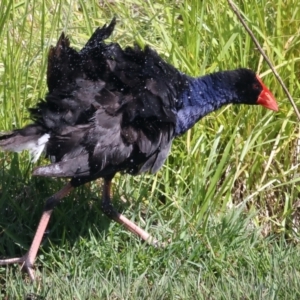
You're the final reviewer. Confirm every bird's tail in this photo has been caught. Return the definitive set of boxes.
[0,125,49,163]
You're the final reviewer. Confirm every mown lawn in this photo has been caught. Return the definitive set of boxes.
[1,0,300,298]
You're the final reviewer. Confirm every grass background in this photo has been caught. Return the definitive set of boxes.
[1,0,300,298]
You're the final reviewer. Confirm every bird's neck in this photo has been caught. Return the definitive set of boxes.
[175,74,239,136]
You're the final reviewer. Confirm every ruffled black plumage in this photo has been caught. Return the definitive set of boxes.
[2,18,189,185]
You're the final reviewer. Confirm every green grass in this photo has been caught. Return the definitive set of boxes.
[1,0,300,298]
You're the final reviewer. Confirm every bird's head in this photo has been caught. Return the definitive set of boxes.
[232,68,278,111]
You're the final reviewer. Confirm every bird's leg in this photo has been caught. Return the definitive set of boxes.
[100,179,158,246]
[0,182,74,281]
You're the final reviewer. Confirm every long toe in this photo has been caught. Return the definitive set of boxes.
[0,254,35,281]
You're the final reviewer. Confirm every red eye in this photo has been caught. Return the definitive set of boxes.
[253,83,260,90]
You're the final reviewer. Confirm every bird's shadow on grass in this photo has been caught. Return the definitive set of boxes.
[0,164,140,263]
[0,158,157,300]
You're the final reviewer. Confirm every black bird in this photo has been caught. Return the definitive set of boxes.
[0,18,278,280]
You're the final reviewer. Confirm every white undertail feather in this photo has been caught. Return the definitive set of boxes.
[29,134,50,163]
[0,133,50,163]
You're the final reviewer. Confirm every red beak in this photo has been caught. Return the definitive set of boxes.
[256,75,278,111]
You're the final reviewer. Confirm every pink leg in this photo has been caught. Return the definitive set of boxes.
[100,179,158,246]
[0,183,73,281]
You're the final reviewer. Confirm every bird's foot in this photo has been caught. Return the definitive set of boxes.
[0,254,35,280]
[100,200,160,246]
